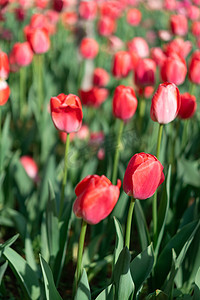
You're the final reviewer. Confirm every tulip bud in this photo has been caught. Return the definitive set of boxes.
[98,16,116,37]
[170,14,188,36]
[151,47,166,67]
[123,153,164,200]
[0,80,10,106]
[178,93,197,119]
[79,87,108,107]
[112,51,132,78]
[188,50,200,84]
[79,38,99,59]
[0,49,9,80]
[160,53,187,86]
[20,156,39,182]
[26,27,50,54]
[134,58,156,87]
[113,85,138,121]
[73,175,121,224]
[150,82,180,124]
[126,8,141,26]
[127,37,149,58]
[192,21,200,37]
[50,93,83,133]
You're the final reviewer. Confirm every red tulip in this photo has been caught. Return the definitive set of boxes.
[187,5,200,20]
[126,8,141,26]
[178,93,197,119]
[0,49,9,80]
[15,7,26,22]
[60,124,89,143]
[137,86,154,99]
[127,37,149,58]
[189,50,200,84]
[164,38,192,58]
[112,51,132,78]
[113,85,138,121]
[107,36,124,52]
[73,175,121,224]
[35,0,49,9]
[26,27,50,54]
[20,156,39,182]
[150,82,180,124]
[79,38,99,59]
[170,14,188,36]
[93,68,110,87]
[50,93,83,133]
[134,58,156,88]
[98,16,116,37]
[79,87,108,107]
[191,21,200,37]
[79,1,97,20]
[160,53,187,86]
[11,42,33,67]
[123,153,164,199]
[99,1,123,19]
[151,47,166,67]
[0,80,10,106]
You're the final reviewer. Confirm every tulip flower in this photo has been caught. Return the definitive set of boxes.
[11,42,33,67]
[20,156,39,182]
[112,51,132,78]
[79,1,97,20]
[93,68,110,87]
[170,14,188,36]
[98,16,116,37]
[189,50,200,85]
[26,27,50,54]
[0,49,9,80]
[191,21,200,37]
[150,82,180,125]
[164,38,192,58]
[178,93,197,119]
[50,93,83,219]
[151,47,166,67]
[127,37,149,58]
[73,175,121,225]
[79,87,108,108]
[0,80,10,106]
[123,152,164,249]
[126,8,142,26]
[123,153,164,200]
[160,53,187,86]
[134,58,156,88]
[79,38,99,59]
[112,85,138,121]
[50,93,83,133]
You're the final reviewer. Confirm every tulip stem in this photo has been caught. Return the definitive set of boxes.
[0,107,2,173]
[59,133,70,219]
[125,197,135,250]
[153,124,163,245]
[34,54,43,112]
[139,98,146,132]
[19,67,26,118]
[189,82,196,95]
[112,119,124,185]
[74,220,87,291]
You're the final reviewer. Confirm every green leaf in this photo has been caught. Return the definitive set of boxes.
[130,244,154,295]
[0,234,19,254]
[39,255,62,300]
[113,247,135,300]
[3,247,40,300]
[0,114,12,170]
[113,217,124,266]
[177,157,200,188]
[193,267,200,300]
[0,261,8,285]
[135,200,151,251]
[75,268,91,300]
[95,284,114,300]
[155,166,171,257]
[80,157,98,180]
[155,220,200,288]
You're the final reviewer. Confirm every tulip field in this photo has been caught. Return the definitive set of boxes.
[1,0,200,299]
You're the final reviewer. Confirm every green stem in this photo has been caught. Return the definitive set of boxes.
[0,107,2,173]
[74,220,87,290]
[112,119,124,185]
[153,124,163,245]
[139,97,146,132]
[181,119,189,151]
[59,133,70,219]
[125,197,135,250]
[19,67,26,118]
[34,54,43,112]
[189,82,196,95]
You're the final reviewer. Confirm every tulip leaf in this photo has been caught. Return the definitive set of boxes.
[146,290,168,300]
[113,217,124,266]
[155,166,171,257]
[155,220,200,288]
[177,157,200,188]
[0,261,8,285]
[95,284,114,300]
[135,200,151,251]
[113,247,135,300]
[39,254,63,300]
[75,268,91,300]
[0,234,19,254]
[80,157,98,180]
[3,246,40,300]
[0,114,11,170]
[192,267,200,300]
[130,243,154,295]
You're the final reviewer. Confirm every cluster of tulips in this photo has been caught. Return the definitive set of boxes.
[0,0,200,299]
